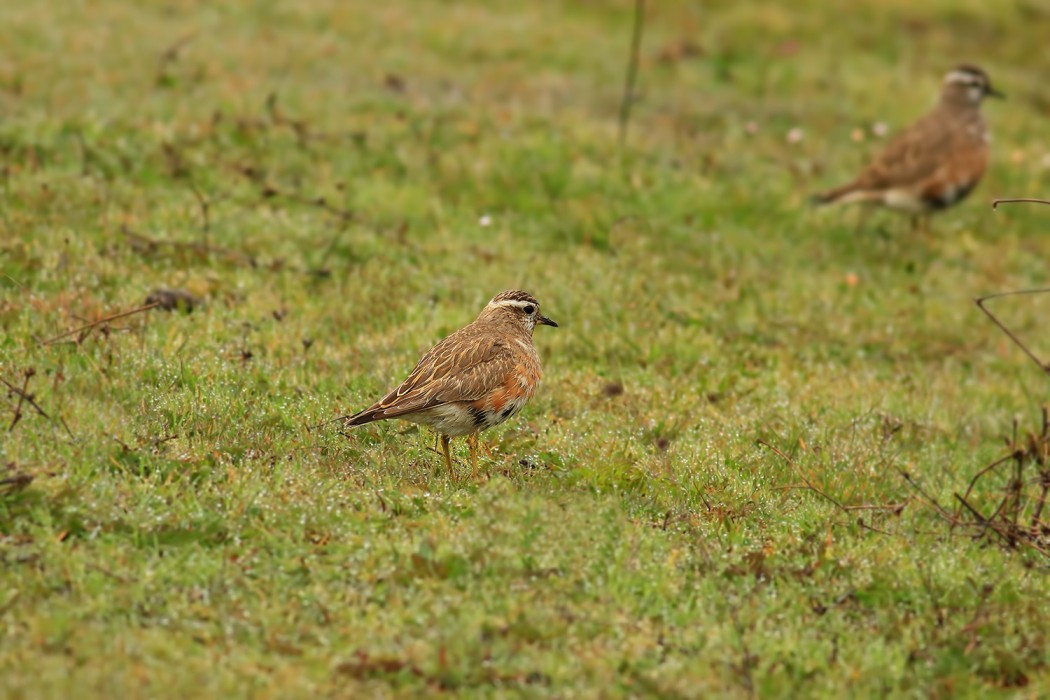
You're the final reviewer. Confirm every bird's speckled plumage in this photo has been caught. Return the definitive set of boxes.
[346,291,557,473]
[814,65,1001,215]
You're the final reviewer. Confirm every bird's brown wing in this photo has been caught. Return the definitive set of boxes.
[814,110,960,205]
[850,111,958,190]
[347,328,513,425]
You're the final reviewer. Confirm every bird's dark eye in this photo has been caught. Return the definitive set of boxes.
[523,305,535,314]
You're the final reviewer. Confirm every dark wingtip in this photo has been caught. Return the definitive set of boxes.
[345,410,378,427]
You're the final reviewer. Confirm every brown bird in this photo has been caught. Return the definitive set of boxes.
[346,290,558,476]
[813,65,1002,225]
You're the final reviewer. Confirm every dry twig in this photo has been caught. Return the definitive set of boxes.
[915,407,1050,558]
[992,198,1050,209]
[618,0,646,147]
[757,439,905,516]
[975,288,1050,372]
[38,303,159,346]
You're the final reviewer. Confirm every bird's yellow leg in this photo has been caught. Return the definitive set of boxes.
[910,214,931,234]
[854,206,873,235]
[440,434,454,477]
[468,433,479,478]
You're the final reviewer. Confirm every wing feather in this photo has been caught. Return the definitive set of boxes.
[347,326,514,425]
[854,110,975,190]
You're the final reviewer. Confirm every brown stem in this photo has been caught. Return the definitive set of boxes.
[992,198,1050,209]
[39,303,159,346]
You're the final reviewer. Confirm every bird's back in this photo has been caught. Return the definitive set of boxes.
[346,317,537,428]
[856,104,986,190]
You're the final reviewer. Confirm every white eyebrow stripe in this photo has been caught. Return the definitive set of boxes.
[496,300,535,309]
[945,70,981,85]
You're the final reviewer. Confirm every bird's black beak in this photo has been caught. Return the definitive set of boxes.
[987,86,1005,99]
[538,314,558,328]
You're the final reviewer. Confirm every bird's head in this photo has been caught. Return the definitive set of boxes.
[478,290,558,335]
[942,65,1003,105]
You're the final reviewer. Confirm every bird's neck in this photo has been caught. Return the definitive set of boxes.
[474,315,533,340]
[938,88,983,113]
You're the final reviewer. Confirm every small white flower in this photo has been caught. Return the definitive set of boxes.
[786,127,803,144]
[479,214,492,227]
[871,122,889,137]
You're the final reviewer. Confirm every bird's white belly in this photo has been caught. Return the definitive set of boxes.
[882,189,930,213]
[400,403,479,437]
[399,393,532,438]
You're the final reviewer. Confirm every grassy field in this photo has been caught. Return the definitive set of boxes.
[3,0,1050,696]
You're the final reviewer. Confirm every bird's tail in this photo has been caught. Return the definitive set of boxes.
[810,181,886,207]
[810,182,859,206]
[345,408,380,427]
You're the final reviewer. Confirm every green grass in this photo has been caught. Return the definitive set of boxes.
[3,0,1050,696]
